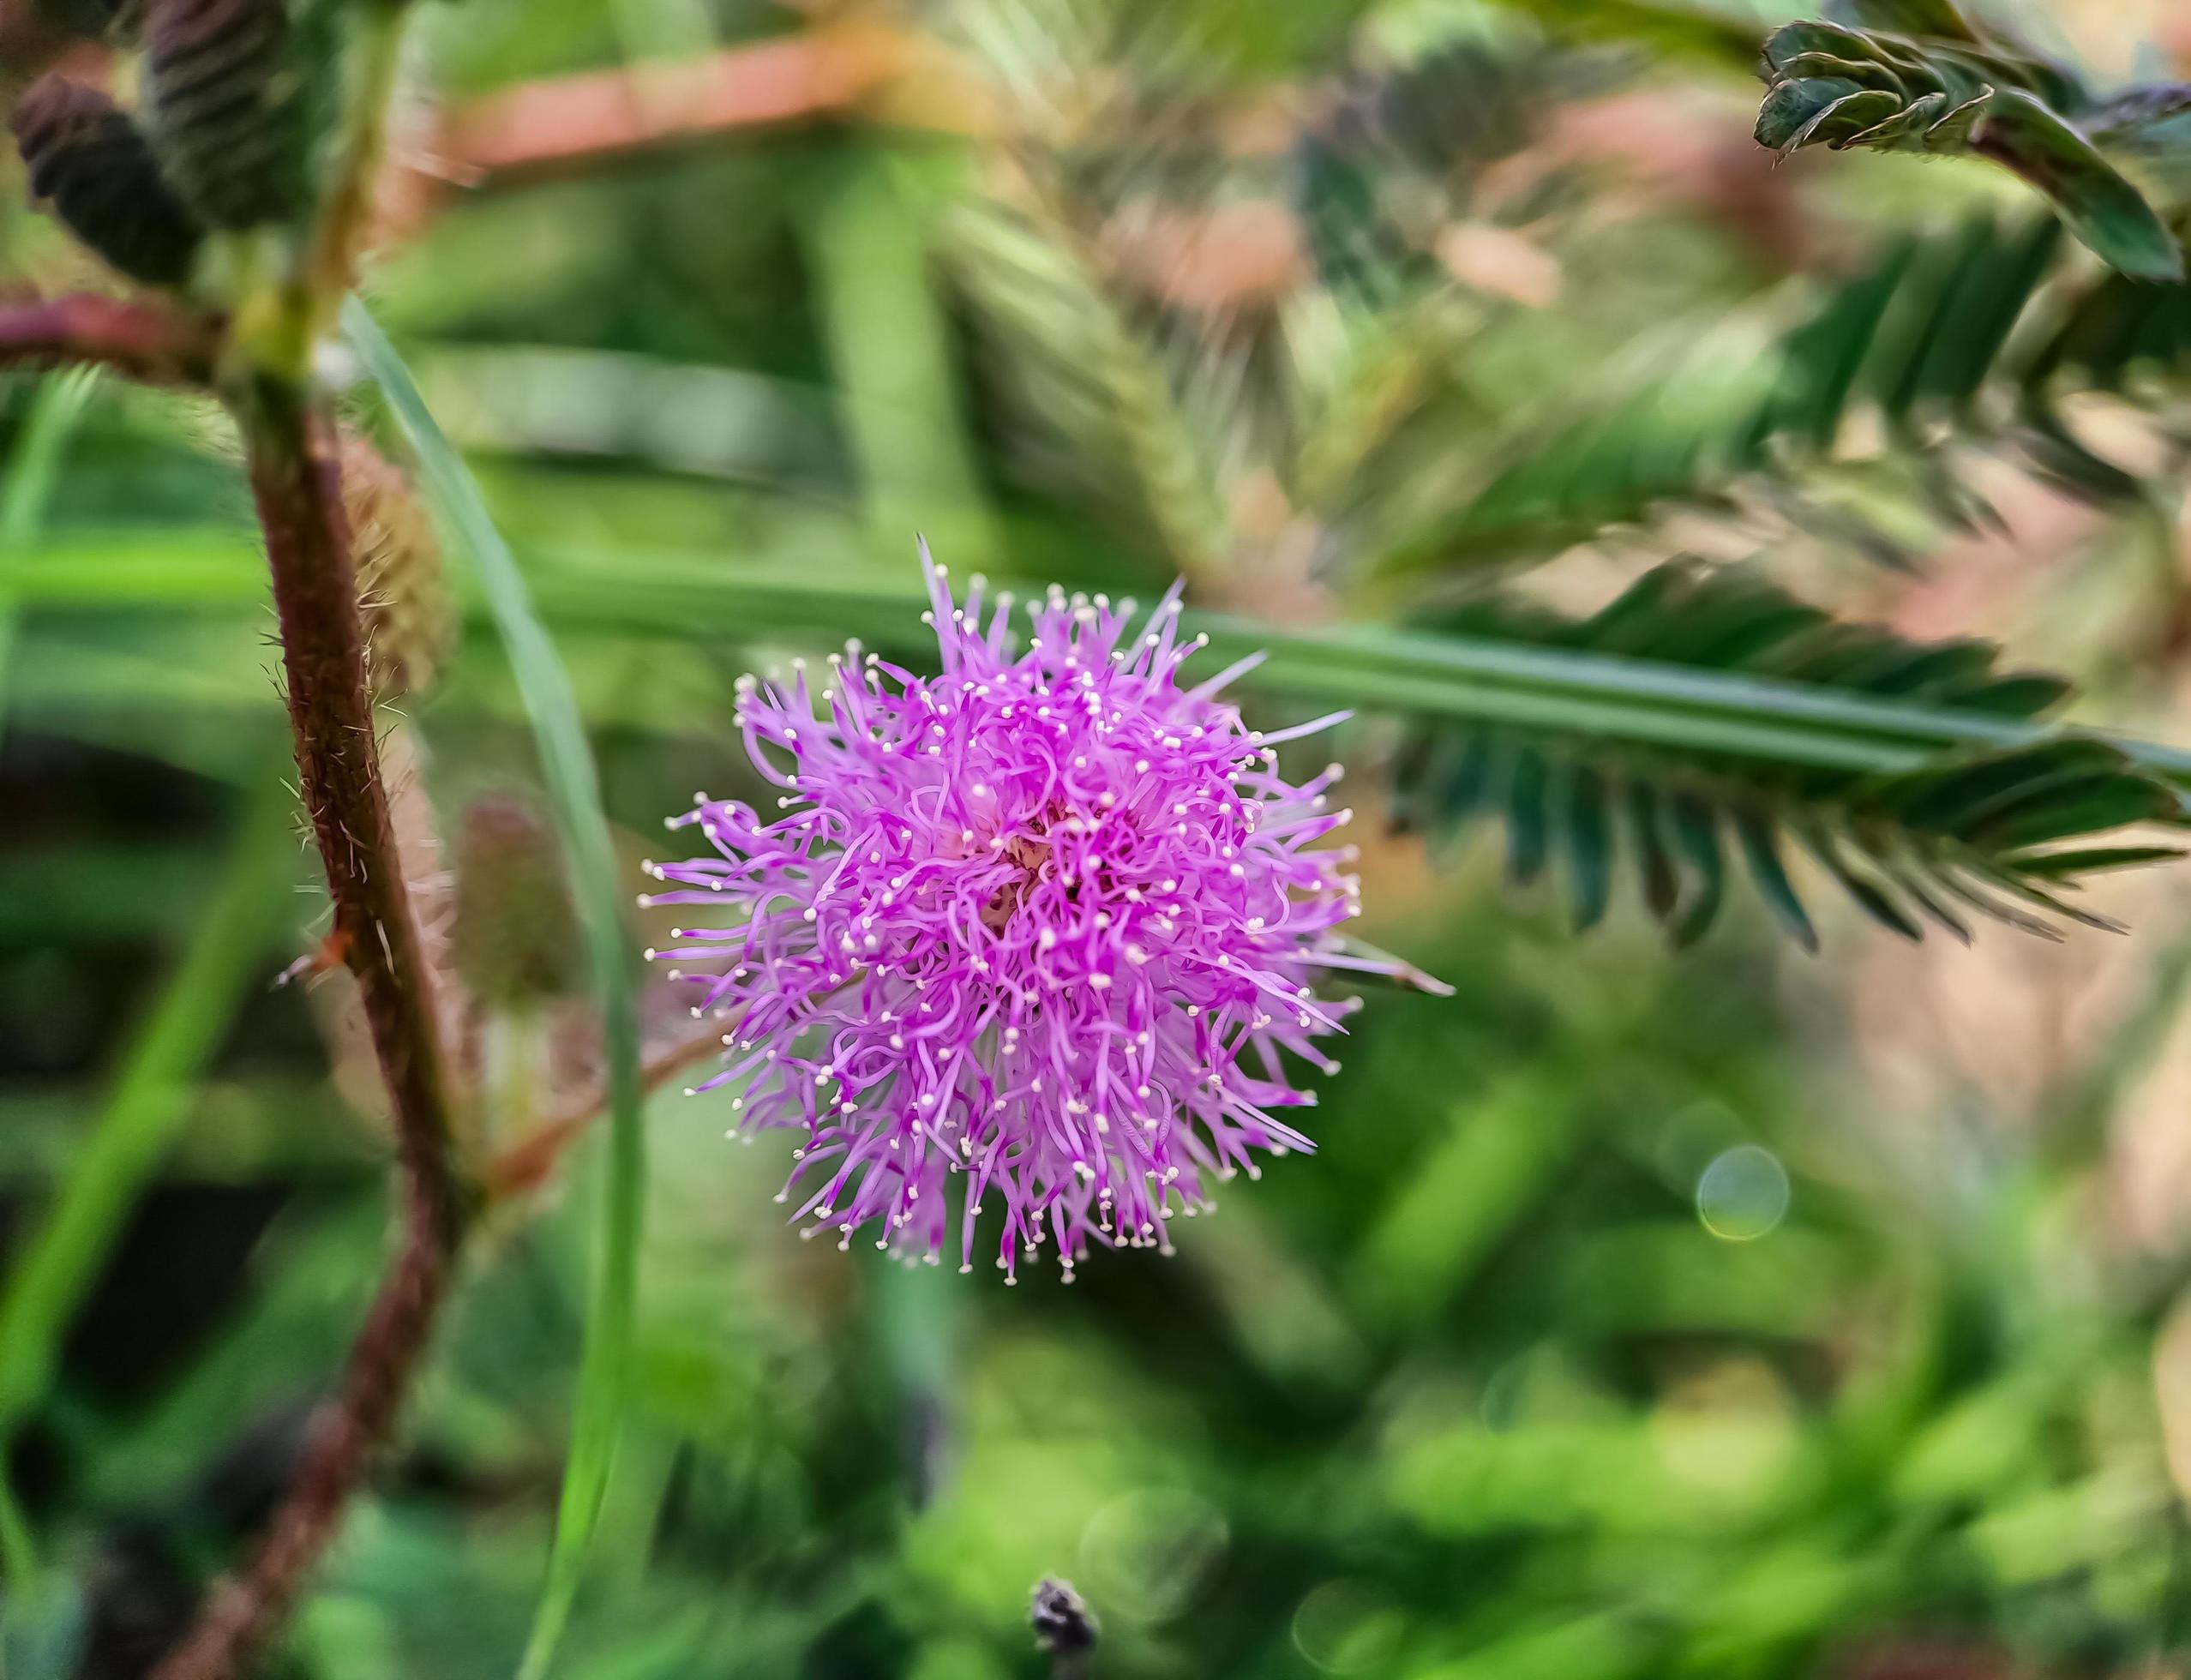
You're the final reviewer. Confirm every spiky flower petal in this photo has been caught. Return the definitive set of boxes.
[647,545,1389,1280]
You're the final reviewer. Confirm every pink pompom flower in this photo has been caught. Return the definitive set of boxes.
[643,543,1398,1281]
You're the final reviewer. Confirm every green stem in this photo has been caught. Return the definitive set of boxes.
[0,371,94,796]
[0,1461,35,1591]
[344,301,647,1680]
[306,3,410,316]
[14,531,2191,789]
[0,369,99,1587]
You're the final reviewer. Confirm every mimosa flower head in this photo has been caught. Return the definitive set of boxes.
[645,543,1391,1281]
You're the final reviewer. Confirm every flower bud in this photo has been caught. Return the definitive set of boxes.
[342,435,453,699]
[10,75,204,286]
[141,0,297,229]
[452,795,581,1012]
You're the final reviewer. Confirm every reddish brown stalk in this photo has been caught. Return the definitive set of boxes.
[378,28,1300,315]
[379,22,974,237]
[0,292,219,385]
[150,376,468,1680]
[444,24,932,174]
[483,1017,724,1201]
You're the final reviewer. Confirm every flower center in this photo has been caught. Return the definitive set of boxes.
[981,831,1050,933]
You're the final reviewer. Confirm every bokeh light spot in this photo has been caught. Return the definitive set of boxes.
[1696,1144,1789,1241]
[1077,1486,1228,1625]
[1292,1579,1405,1675]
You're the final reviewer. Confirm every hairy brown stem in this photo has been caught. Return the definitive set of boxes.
[150,376,468,1680]
[0,292,219,385]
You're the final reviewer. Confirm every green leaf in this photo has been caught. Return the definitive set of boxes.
[1973,89,2184,282]
[0,368,168,1594]
[2007,844,2183,878]
[2085,84,2191,144]
[1922,89,1990,148]
[1444,734,1498,825]
[1887,862,1973,942]
[1794,87,1905,149]
[945,198,1230,579]
[1756,17,2161,278]
[1979,773,2180,850]
[1507,749,1551,886]
[1627,783,1681,921]
[1667,794,1726,947]
[1799,829,1924,940]
[1878,738,2124,831]
[1733,811,1818,951]
[1756,76,1864,147]
[1565,767,1615,932]
[344,301,647,1680]
[1761,21,1891,75]
[1384,560,2187,945]
[1780,51,1910,97]
[1845,90,1948,149]
[1376,189,2182,575]
[1824,0,1975,41]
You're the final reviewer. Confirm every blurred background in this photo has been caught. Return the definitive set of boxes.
[8,0,2191,1674]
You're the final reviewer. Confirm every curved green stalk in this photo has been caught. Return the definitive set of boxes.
[0,372,96,759]
[343,300,645,1680]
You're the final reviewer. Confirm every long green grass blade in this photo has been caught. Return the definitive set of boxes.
[0,371,97,755]
[18,521,2191,791]
[0,758,291,1586]
[0,1466,34,1597]
[0,374,92,1584]
[343,298,645,1680]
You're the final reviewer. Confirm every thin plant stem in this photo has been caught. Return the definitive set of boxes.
[306,1,411,318]
[149,369,466,1680]
[0,1470,34,1593]
[129,0,487,1667]
[0,370,97,1587]
[483,1017,723,1201]
[348,300,650,1680]
[0,294,218,386]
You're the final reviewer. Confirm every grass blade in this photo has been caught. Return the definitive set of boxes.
[16,522,2191,793]
[0,371,97,755]
[342,299,645,1680]
[0,371,97,1583]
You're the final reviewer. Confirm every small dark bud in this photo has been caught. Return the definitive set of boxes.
[451,795,582,1012]
[1030,1577,1098,1657]
[10,75,205,287]
[141,0,297,229]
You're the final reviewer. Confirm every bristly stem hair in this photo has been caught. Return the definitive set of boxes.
[147,1,468,1672]
[148,363,467,1680]
[0,2,478,1667]
[0,0,474,1673]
